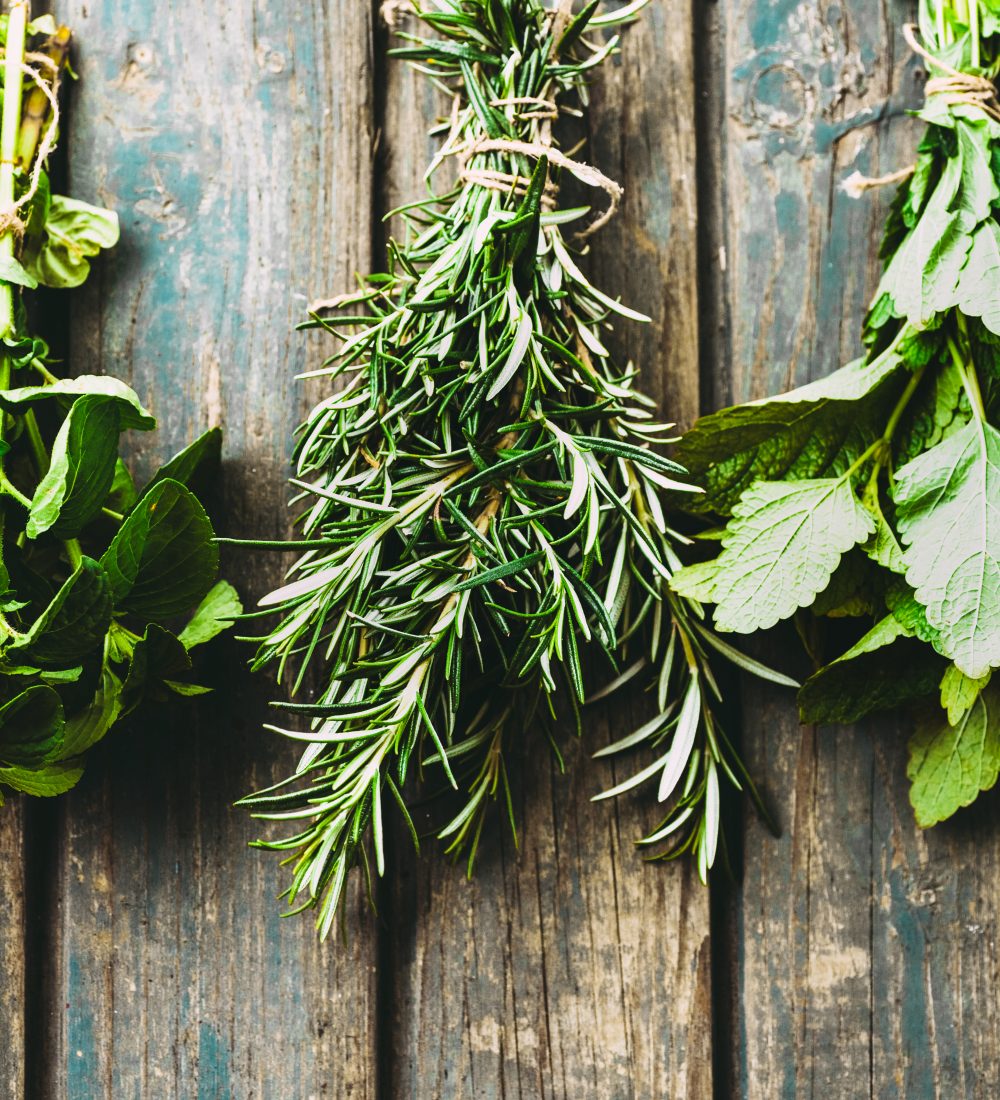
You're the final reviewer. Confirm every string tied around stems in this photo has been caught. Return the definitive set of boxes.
[842,22,1000,198]
[0,49,61,240]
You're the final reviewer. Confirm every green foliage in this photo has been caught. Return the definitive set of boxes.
[237,0,779,936]
[674,0,1000,827]
[0,14,239,806]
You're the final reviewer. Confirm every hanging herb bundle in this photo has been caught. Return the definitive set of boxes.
[0,3,239,807]
[236,0,789,936]
[674,0,1000,829]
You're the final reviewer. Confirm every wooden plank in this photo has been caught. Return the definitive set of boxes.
[383,7,713,1097]
[0,800,25,1099]
[719,0,908,1090]
[718,1,1000,1094]
[38,4,380,1097]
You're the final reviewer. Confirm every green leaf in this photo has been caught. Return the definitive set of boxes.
[0,758,83,797]
[885,578,943,648]
[6,557,113,668]
[940,663,991,726]
[954,219,1000,335]
[100,479,219,620]
[0,255,38,289]
[120,623,192,716]
[107,458,138,513]
[894,420,1000,678]
[712,478,875,633]
[798,616,944,724]
[907,684,1000,827]
[59,666,123,759]
[861,489,907,575]
[0,685,65,767]
[669,558,720,603]
[143,427,222,500]
[0,375,155,431]
[677,345,904,514]
[164,680,212,697]
[875,156,973,325]
[27,396,121,539]
[178,580,242,649]
[25,194,120,289]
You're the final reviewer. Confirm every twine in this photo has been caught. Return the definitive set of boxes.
[457,135,623,237]
[0,50,62,239]
[844,23,1000,197]
[902,22,1000,122]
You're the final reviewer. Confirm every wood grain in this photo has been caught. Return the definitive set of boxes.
[381,6,713,1098]
[718,1,1000,1095]
[38,3,379,1096]
[0,800,25,1099]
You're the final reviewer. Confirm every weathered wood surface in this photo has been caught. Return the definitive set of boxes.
[37,2,380,1097]
[381,6,712,1098]
[0,802,25,1099]
[721,1,1000,1096]
[1,1,997,1097]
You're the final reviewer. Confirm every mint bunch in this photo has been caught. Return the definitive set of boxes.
[0,8,239,806]
[674,0,1000,827]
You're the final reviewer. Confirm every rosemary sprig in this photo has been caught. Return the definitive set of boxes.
[237,0,788,936]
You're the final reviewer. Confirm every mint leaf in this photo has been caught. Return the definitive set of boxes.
[712,478,875,633]
[798,615,944,724]
[25,195,120,289]
[0,685,65,767]
[120,623,191,716]
[178,580,242,649]
[954,219,1000,335]
[6,557,112,668]
[907,684,1000,826]
[143,427,222,501]
[60,667,123,759]
[27,396,121,538]
[940,663,991,726]
[0,375,155,431]
[894,420,1000,677]
[100,479,219,620]
[678,346,903,514]
[0,758,83,797]
[668,559,719,603]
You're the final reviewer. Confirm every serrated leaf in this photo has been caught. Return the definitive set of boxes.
[940,663,991,726]
[0,685,65,767]
[954,219,1000,335]
[861,489,907,575]
[712,478,875,633]
[106,458,138,514]
[142,427,222,502]
[25,195,120,289]
[178,580,242,649]
[0,758,83,797]
[677,344,904,514]
[669,558,719,603]
[59,666,123,759]
[885,577,943,648]
[907,684,1000,826]
[875,157,973,325]
[120,623,192,716]
[27,396,121,539]
[0,254,38,289]
[894,420,1000,677]
[6,556,112,668]
[100,479,219,620]
[798,615,943,724]
[0,375,155,431]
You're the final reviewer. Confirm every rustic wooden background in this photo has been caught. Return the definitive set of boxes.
[1,0,998,1096]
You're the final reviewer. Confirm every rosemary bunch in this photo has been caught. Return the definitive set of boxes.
[238,0,786,935]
